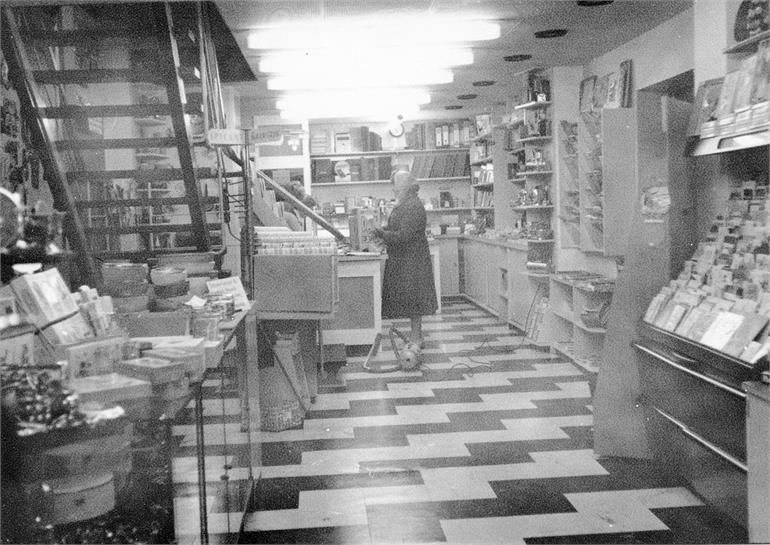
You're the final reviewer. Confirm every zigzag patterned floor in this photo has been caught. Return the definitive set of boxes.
[171,301,747,544]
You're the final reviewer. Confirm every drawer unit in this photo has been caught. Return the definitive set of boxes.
[633,323,763,528]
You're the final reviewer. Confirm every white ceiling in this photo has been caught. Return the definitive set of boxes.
[215,0,692,120]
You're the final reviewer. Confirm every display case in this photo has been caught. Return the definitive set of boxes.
[633,322,764,528]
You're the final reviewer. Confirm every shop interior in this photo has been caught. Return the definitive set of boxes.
[2,1,770,543]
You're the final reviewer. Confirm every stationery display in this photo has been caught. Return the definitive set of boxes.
[643,191,770,363]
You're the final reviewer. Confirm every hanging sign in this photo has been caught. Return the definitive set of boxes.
[206,129,244,147]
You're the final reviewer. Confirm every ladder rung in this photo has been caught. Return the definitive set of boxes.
[25,29,157,47]
[56,137,178,151]
[41,104,170,119]
[76,196,219,208]
[84,223,221,235]
[33,68,162,85]
[67,168,216,183]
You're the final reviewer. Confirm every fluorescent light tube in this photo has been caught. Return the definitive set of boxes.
[268,69,452,90]
[258,47,473,74]
[247,18,500,50]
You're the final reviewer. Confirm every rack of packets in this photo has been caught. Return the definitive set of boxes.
[643,195,770,365]
[252,226,337,255]
[250,227,338,315]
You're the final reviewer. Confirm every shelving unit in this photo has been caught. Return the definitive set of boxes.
[310,137,475,234]
[506,75,555,272]
[545,271,614,373]
[577,108,637,255]
[559,120,580,248]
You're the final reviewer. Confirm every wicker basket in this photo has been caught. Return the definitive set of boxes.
[261,400,305,432]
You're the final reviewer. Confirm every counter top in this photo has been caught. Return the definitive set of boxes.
[743,380,770,402]
[338,253,388,261]
[457,235,529,251]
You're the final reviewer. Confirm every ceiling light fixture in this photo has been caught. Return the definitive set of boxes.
[576,1,614,6]
[258,47,474,74]
[504,54,532,62]
[247,17,500,50]
[267,69,453,90]
[457,94,477,100]
[472,80,495,87]
[534,29,568,38]
[445,105,463,110]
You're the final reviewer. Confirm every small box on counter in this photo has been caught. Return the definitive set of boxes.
[40,334,127,379]
[116,357,186,384]
[69,373,151,407]
[144,347,206,382]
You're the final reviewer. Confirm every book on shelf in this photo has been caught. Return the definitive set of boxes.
[732,54,759,113]
[349,126,370,152]
[716,70,741,119]
[751,39,770,104]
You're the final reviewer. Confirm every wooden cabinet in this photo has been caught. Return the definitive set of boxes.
[437,236,460,296]
[634,323,761,529]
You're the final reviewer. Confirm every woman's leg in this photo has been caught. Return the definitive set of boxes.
[410,315,424,348]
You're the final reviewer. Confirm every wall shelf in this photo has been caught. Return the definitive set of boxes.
[310,147,470,159]
[312,179,391,187]
[512,205,554,211]
[724,30,770,54]
[520,170,553,176]
[470,156,493,166]
[514,100,552,110]
[519,136,552,144]
[416,176,470,183]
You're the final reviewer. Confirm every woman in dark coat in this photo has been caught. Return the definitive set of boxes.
[373,168,437,347]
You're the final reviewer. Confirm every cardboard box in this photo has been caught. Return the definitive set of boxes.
[144,347,206,382]
[115,309,189,337]
[116,357,186,384]
[251,255,337,315]
[69,373,151,407]
[48,335,127,380]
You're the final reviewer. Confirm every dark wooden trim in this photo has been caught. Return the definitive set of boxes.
[67,167,215,183]
[41,104,170,118]
[83,223,220,235]
[76,196,219,208]
[55,137,178,150]
[33,68,162,84]
[154,3,210,252]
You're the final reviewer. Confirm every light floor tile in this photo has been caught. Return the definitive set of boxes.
[363,449,607,505]
[439,488,702,545]
[311,379,586,412]
[259,415,593,478]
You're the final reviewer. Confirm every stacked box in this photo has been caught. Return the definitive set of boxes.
[144,347,206,382]
[116,356,189,401]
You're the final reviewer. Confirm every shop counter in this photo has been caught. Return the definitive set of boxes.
[321,254,387,346]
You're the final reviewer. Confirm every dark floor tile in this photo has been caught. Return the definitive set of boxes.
[651,505,748,544]
[240,525,372,544]
[254,471,423,511]
[525,530,675,544]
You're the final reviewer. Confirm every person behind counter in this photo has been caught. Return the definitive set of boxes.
[372,167,437,347]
